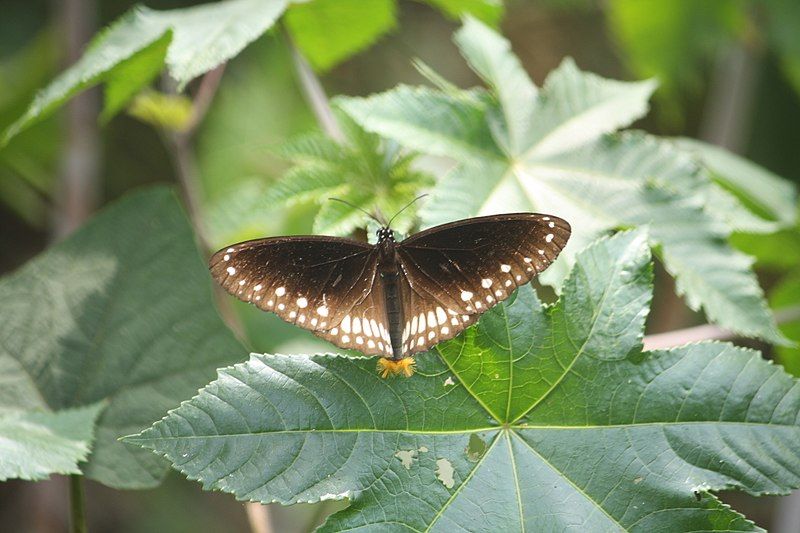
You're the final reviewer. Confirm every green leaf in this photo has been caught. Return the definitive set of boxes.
[764,0,800,98]
[675,137,798,229]
[285,0,396,72]
[342,18,788,344]
[341,85,504,163]
[127,230,800,530]
[2,0,288,144]
[0,403,104,482]
[771,273,800,376]
[269,110,434,236]
[0,187,246,489]
[606,0,743,111]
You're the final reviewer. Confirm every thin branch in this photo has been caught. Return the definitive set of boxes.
[186,63,227,135]
[163,64,227,251]
[53,0,100,241]
[69,475,87,533]
[284,29,345,142]
[643,305,800,351]
[245,502,274,533]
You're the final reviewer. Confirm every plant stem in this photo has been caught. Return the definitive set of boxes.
[284,29,345,142]
[643,305,800,350]
[69,475,87,533]
[245,503,274,533]
[53,0,100,242]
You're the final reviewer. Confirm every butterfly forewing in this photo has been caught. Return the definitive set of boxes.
[209,236,389,347]
[395,213,570,355]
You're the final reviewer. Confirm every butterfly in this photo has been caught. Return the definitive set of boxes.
[210,212,570,377]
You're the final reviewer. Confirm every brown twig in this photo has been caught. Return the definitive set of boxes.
[284,29,345,142]
[643,305,800,351]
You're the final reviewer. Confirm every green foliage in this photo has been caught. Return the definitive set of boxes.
[607,0,800,113]
[127,230,800,530]
[266,110,433,235]
[340,16,792,345]
[0,187,246,489]
[2,0,288,144]
[2,0,505,147]
[284,0,503,72]
[285,0,397,72]
[0,403,103,481]
[0,30,60,227]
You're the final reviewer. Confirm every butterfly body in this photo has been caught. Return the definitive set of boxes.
[210,213,570,374]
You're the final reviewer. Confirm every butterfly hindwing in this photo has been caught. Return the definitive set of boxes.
[209,236,388,350]
[395,213,570,355]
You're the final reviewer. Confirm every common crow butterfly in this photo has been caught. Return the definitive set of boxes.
[210,208,570,377]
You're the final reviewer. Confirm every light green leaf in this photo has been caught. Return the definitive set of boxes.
[285,0,396,72]
[269,111,433,236]
[454,15,537,155]
[127,230,800,530]
[3,0,288,144]
[675,137,798,228]
[340,85,503,163]
[522,57,656,160]
[344,18,787,344]
[0,187,246,489]
[0,403,104,482]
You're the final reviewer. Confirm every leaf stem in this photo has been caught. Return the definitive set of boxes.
[245,502,274,533]
[69,475,87,533]
[284,28,345,142]
[643,305,800,350]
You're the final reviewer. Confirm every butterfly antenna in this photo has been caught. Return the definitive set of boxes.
[327,198,387,226]
[387,194,428,228]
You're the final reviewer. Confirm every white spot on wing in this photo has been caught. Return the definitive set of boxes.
[546,233,554,242]
[341,315,352,334]
[254,284,262,291]
[436,307,446,325]
[223,254,230,261]
[275,286,286,296]
[460,290,473,301]
[226,266,236,275]
[500,264,511,273]
[352,317,362,335]
[317,305,329,317]
[441,326,450,335]
[481,278,492,288]
[297,297,308,308]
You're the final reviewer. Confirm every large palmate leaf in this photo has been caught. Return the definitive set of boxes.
[2,0,288,144]
[0,187,246,489]
[340,16,789,344]
[127,230,800,531]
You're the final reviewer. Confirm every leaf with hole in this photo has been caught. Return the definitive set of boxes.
[126,230,800,531]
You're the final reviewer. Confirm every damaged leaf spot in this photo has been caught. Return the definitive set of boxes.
[444,376,455,387]
[633,476,643,484]
[436,458,455,489]
[418,446,428,453]
[394,450,417,470]
[466,433,487,462]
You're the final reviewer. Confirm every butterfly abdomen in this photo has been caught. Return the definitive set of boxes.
[380,271,405,360]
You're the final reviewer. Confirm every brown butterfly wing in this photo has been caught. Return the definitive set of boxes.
[210,236,390,355]
[395,213,570,355]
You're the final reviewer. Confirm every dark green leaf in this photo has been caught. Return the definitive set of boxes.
[128,230,800,530]
[0,187,246,488]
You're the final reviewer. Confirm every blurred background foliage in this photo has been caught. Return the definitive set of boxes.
[1,0,799,531]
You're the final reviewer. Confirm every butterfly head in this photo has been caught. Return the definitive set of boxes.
[376,227,396,244]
